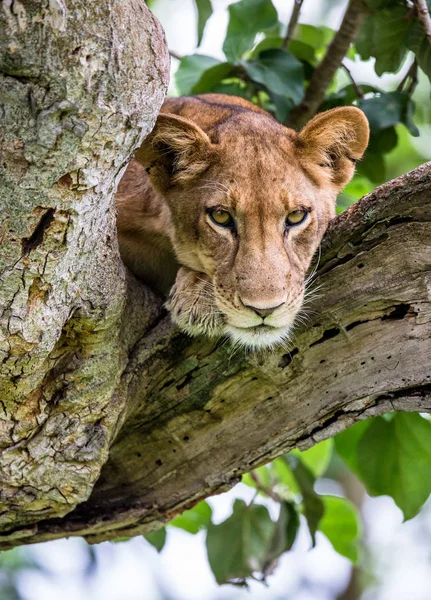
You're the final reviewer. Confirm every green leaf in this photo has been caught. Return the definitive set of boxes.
[291,439,334,478]
[272,455,300,494]
[195,0,213,46]
[356,151,386,183]
[358,91,405,133]
[211,80,250,98]
[268,92,294,123]
[285,455,324,545]
[335,420,372,475]
[264,501,300,571]
[358,91,419,139]
[170,501,212,534]
[356,16,374,61]
[356,413,431,520]
[367,126,398,154]
[356,9,410,75]
[206,499,275,584]
[403,98,419,137]
[322,84,380,111]
[191,62,237,93]
[243,49,305,104]
[406,20,431,79]
[223,0,278,62]
[144,527,166,552]
[294,24,334,51]
[287,40,317,64]
[175,54,220,95]
[319,496,361,563]
[251,36,284,57]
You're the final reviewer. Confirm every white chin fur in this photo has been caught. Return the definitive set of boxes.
[225,324,292,350]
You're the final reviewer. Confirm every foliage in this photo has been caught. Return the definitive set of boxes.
[175,0,430,185]
[145,413,431,585]
[140,0,431,588]
[336,413,431,520]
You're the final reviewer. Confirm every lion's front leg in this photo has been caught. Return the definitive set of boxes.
[166,267,225,338]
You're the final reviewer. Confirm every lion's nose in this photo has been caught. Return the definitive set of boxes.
[244,303,284,319]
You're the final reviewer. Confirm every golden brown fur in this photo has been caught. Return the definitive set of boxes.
[115,94,369,348]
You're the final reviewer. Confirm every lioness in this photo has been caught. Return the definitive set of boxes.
[116,94,369,349]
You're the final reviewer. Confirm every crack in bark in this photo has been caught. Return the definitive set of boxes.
[21,209,55,254]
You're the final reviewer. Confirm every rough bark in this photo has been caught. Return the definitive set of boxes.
[0,0,169,536]
[1,156,430,547]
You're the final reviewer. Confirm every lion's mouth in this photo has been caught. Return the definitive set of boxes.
[225,323,292,349]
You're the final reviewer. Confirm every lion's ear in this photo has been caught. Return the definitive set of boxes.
[135,113,214,191]
[296,107,369,189]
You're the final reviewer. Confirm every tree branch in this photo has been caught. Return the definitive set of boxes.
[341,62,364,97]
[397,59,418,92]
[287,0,367,129]
[413,0,431,44]
[282,0,305,49]
[1,161,430,549]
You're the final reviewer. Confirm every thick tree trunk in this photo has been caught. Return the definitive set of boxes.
[0,0,169,539]
[1,144,430,546]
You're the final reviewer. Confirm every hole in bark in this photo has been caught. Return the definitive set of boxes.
[136,453,141,458]
[72,46,81,55]
[176,373,193,391]
[155,459,162,466]
[310,327,340,347]
[389,215,414,226]
[346,320,365,331]
[161,378,175,391]
[357,263,364,269]
[278,347,298,369]
[22,208,55,254]
[382,304,413,320]
[320,359,326,364]
[183,436,189,442]
[57,173,73,188]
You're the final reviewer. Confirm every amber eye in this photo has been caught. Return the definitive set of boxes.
[209,208,233,227]
[286,209,308,227]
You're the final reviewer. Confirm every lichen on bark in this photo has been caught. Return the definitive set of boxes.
[0,0,169,530]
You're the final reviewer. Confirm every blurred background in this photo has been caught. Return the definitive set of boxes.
[2,0,431,598]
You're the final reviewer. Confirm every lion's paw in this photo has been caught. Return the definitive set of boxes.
[166,267,225,337]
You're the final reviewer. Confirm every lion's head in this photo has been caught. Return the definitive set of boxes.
[135,95,369,349]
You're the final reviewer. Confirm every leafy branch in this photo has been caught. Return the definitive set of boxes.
[287,0,367,128]
[281,0,305,49]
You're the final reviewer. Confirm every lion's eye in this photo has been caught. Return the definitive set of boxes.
[209,208,233,227]
[286,209,308,227]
